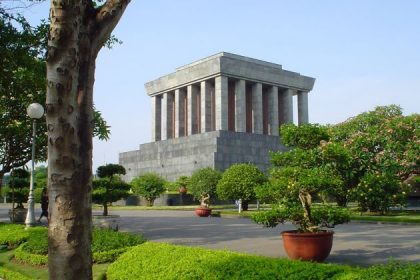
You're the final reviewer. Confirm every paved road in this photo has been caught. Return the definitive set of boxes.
[1,205,419,266]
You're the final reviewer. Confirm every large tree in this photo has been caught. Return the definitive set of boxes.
[0,11,110,192]
[46,1,129,279]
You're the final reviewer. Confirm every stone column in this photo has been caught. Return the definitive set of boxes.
[252,83,263,134]
[235,79,246,132]
[267,86,279,136]
[215,76,228,130]
[279,88,293,125]
[161,91,174,140]
[187,85,199,135]
[298,91,309,125]
[174,88,187,137]
[151,95,161,141]
[200,80,212,133]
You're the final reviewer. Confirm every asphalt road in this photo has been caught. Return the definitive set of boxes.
[1,205,419,266]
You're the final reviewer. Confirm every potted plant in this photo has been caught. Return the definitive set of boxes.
[7,169,30,223]
[252,124,350,262]
[175,176,189,194]
[253,166,350,261]
[189,168,221,217]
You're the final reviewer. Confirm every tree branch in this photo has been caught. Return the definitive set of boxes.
[91,0,130,55]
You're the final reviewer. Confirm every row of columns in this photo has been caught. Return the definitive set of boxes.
[152,76,309,141]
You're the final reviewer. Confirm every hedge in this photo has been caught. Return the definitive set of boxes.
[107,242,356,280]
[0,266,33,280]
[0,224,28,248]
[12,227,144,265]
[356,261,420,280]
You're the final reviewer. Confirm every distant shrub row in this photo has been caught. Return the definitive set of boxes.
[107,242,420,280]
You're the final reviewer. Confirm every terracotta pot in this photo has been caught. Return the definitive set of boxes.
[281,230,334,262]
[179,186,187,194]
[195,207,212,217]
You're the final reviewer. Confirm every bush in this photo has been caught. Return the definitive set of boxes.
[107,242,354,280]
[0,223,28,248]
[188,168,221,208]
[351,172,409,214]
[13,227,144,265]
[131,173,166,206]
[216,163,267,209]
[354,261,420,280]
[0,267,32,280]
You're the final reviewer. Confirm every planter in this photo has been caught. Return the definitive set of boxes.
[281,230,334,262]
[92,215,120,231]
[195,207,212,217]
[8,208,28,223]
[178,186,187,194]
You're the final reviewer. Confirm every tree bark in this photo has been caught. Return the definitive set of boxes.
[103,202,108,216]
[46,1,129,279]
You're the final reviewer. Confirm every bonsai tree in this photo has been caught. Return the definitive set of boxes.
[216,163,267,211]
[131,173,166,206]
[189,168,221,208]
[253,166,350,232]
[8,168,30,209]
[252,123,350,232]
[175,175,190,194]
[92,164,131,216]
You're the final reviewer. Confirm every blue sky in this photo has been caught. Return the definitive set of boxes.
[23,1,420,171]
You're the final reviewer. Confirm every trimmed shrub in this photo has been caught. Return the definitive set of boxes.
[355,261,420,280]
[107,242,354,280]
[14,227,144,265]
[131,173,166,206]
[189,168,221,207]
[0,223,28,248]
[14,243,48,266]
[0,266,33,280]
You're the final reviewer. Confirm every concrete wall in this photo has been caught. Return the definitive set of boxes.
[119,130,286,182]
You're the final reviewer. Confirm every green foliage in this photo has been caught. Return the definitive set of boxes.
[175,175,190,191]
[329,105,418,211]
[354,261,420,280]
[280,123,329,149]
[131,173,166,206]
[7,168,30,208]
[13,227,144,265]
[351,172,409,214]
[0,266,33,280]
[15,243,48,266]
[93,164,131,215]
[96,164,126,178]
[0,223,28,248]
[0,15,110,180]
[217,163,267,203]
[188,168,222,207]
[91,229,144,253]
[107,242,354,280]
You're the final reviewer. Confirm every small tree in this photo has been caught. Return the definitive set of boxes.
[189,168,221,208]
[216,163,267,210]
[175,175,190,194]
[8,168,30,209]
[92,164,130,216]
[131,173,166,206]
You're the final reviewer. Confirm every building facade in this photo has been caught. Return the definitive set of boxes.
[119,52,315,181]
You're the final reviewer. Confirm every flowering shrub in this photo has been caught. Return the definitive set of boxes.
[351,173,410,213]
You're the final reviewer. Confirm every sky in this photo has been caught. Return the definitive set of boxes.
[21,0,420,171]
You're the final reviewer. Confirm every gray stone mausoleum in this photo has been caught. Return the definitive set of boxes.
[119,52,315,182]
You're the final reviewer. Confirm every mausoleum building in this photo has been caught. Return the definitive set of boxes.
[119,52,315,181]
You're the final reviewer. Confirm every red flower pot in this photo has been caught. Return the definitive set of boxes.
[195,207,212,217]
[281,230,334,262]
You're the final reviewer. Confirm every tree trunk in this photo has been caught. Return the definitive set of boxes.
[0,172,4,195]
[46,1,129,279]
[103,202,108,216]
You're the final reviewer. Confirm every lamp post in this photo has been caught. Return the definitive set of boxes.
[25,103,44,228]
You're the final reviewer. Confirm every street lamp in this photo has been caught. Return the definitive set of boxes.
[25,103,44,228]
